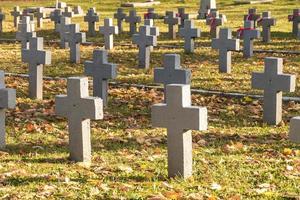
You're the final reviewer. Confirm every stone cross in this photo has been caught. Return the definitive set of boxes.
[0,9,5,33]
[179,20,201,53]
[57,1,67,9]
[21,9,34,21]
[50,9,63,28]
[290,117,300,143]
[0,71,16,149]
[65,24,86,63]
[238,21,260,58]
[133,25,157,69]
[144,8,159,21]
[34,7,46,28]
[154,54,191,101]
[198,0,216,19]
[84,8,99,36]
[114,8,126,33]
[288,9,300,36]
[11,6,21,28]
[73,6,84,16]
[62,6,74,18]
[16,16,36,49]
[55,77,103,162]
[21,37,51,99]
[177,7,190,29]
[252,57,296,125]
[56,16,71,48]
[257,11,276,43]
[125,10,141,35]
[151,84,207,178]
[84,49,117,107]
[144,19,159,51]
[99,18,118,50]
[206,10,224,38]
[164,11,181,39]
[244,8,261,28]
[212,28,240,73]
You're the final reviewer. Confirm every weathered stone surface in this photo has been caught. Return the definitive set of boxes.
[84,8,99,36]
[125,10,141,35]
[114,8,126,33]
[99,18,118,50]
[290,117,300,143]
[257,11,276,43]
[164,11,180,39]
[65,24,86,63]
[179,19,201,53]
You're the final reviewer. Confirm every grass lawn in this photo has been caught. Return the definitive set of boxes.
[0,0,299,199]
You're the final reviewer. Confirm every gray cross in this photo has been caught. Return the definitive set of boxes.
[125,10,141,35]
[73,6,84,16]
[257,11,276,43]
[62,6,74,18]
[288,9,300,36]
[290,117,300,143]
[206,10,224,38]
[152,84,207,178]
[0,71,16,149]
[212,28,239,73]
[99,18,118,50]
[55,77,103,162]
[56,16,71,49]
[0,9,5,33]
[11,6,21,28]
[252,57,296,125]
[16,16,36,49]
[84,49,117,107]
[50,9,63,29]
[239,21,260,58]
[144,19,159,52]
[178,7,190,29]
[34,7,46,28]
[84,8,99,36]
[154,54,191,101]
[144,8,160,21]
[179,19,201,53]
[164,11,180,39]
[21,9,34,21]
[114,8,126,33]
[244,8,261,28]
[133,25,157,69]
[65,24,86,63]
[21,37,51,99]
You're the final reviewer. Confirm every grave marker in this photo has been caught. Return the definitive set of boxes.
[144,8,159,21]
[0,71,16,149]
[177,7,190,29]
[114,8,127,33]
[56,16,71,48]
[55,77,103,162]
[144,19,159,51]
[21,37,51,99]
[198,0,216,19]
[73,6,84,16]
[257,11,276,43]
[290,117,300,143]
[65,24,86,63]
[212,28,240,73]
[252,57,296,125]
[152,84,207,178]
[164,11,181,39]
[50,9,63,28]
[62,6,74,18]
[84,49,117,107]
[244,8,260,28]
[11,6,21,28]
[0,9,5,33]
[16,16,36,49]
[34,7,46,28]
[206,10,224,38]
[99,18,118,50]
[179,19,201,53]
[125,9,141,35]
[133,25,157,69]
[84,8,99,36]
[288,9,300,36]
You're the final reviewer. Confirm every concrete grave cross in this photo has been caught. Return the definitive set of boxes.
[99,18,118,50]
[56,16,71,48]
[57,1,67,9]
[0,71,16,149]
[144,19,159,51]
[164,11,181,39]
[288,9,300,36]
[21,9,34,21]
[84,49,117,107]
[177,7,190,29]
[244,8,261,28]
[198,0,216,19]
[257,11,276,43]
[34,7,46,28]
[65,24,86,63]
[154,54,191,101]
[16,16,36,49]
[55,77,103,162]
[125,10,141,35]
[62,6,74,18]
[206,10,224,38]
[290,117,300,143]
[0,9,5,32]
[252,57,296,125]
[21,37,51,99]
[133,25,157,69]
[73,6,84,16]
[50,9,63,28]
[238,21,260,58]
[144,8,159,21]
[84,8,99,36]
[151,84,207,178]
[11,6,21,28]
[179,19,201,53]
[212,28,240,73]
[114,8,126,33]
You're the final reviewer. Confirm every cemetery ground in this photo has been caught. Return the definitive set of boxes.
[0,0,299,199]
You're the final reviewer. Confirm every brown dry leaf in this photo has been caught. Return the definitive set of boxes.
[26,122,36,132]
[163,191,183,199]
